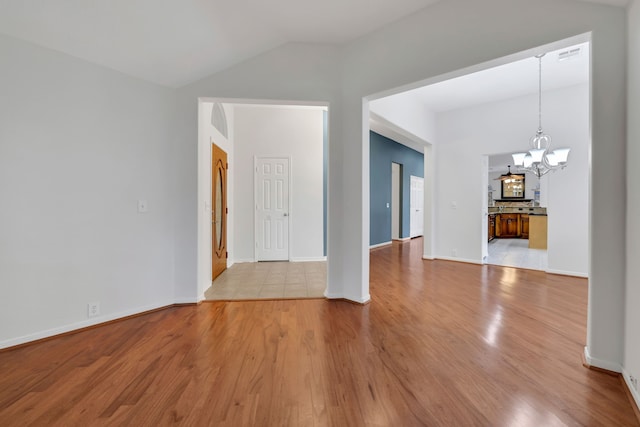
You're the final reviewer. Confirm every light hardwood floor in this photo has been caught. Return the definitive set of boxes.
[0,238,637,426]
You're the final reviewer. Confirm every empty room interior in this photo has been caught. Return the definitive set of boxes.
[1,0,640,425]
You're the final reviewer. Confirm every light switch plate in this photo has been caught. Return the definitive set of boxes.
[138,200,148,213]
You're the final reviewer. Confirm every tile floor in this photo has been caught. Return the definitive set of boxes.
[486,238,548,271]
[204,261,327,300]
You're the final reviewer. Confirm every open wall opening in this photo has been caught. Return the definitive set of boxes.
[368,130,424,248]
[197,99,328,301]
[367,37,589,278]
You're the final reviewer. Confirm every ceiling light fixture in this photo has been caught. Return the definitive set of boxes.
[494,165,521,182]
[511,53,570,178]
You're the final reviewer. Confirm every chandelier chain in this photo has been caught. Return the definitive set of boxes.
[538,54,542,131]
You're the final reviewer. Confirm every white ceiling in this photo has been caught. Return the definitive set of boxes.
[0,0,626,88]
[369,40,589,171]
[407,41,590,113]
[0,0,440,87]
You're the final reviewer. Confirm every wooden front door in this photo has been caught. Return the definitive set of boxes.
[212,144,228,280]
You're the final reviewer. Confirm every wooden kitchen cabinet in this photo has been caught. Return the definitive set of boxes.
[520,214,529,239]
[488,215,496,242]
[529,215,548,249]
[491,211,541,241]
[497,213,519,238]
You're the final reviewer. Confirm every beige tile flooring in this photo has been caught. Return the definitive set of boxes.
[204,261,327,300]
[486,238,548,271]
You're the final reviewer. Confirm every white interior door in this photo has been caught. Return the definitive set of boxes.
[410,175,424,238]
[391,162,401,240]
[256,157,290,261]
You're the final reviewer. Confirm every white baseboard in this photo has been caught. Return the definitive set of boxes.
[324,292,370,304]
[622,368,640,412]
[324,291,343,299]
[435,256,483,265]
[393,237,411,242]
[545,268,588,278]
[341,293,371,304]
[175,297,198,305]
[234,257,327,263]
[0,300,174,350]
[291,257,327,262]
[422,255,435,260]
[370,241,392,249]
[583,346,622,373]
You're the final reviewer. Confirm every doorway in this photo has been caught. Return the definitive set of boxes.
[212,143,228,280]
[391,162,401,240]
[255,156,291,261]
[410,175,424,238]
[197,100,327,301]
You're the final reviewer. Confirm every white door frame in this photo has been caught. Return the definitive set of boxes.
[391,162,401,240]
[409,175,424,238]
[254,155,292,262]
[197,97,328,302]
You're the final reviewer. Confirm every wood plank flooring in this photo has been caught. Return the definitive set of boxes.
[1,238,637,426]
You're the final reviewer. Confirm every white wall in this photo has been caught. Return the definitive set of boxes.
[170,0,626,368]
[0,34,176,347]
[232,105,325,262]
[438,85,589,274]
[625,0,640,407]
[340,0,625,367]
[370,92,437,143]
[197,101,234,299]
[0,0,630,377]
[174,43,341,304]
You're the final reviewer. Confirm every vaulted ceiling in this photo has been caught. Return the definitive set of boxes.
[0,0,628,88]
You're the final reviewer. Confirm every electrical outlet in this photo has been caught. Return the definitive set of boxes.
[88,302,100,318]
[452,249,457,257]
[137,199,148,213]
[631,375,638,391]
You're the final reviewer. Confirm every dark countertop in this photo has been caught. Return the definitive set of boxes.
[489,206,547,215]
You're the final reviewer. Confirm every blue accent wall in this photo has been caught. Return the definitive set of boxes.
[370,131,424,246]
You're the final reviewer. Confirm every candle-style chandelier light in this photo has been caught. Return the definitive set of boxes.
[511,53,570,178]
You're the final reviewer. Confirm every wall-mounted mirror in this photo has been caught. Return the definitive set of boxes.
[501,174,525,199]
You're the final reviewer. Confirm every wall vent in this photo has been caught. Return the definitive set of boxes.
[558,48,581,61]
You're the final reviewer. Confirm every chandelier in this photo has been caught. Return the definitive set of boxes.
[511,53,570,178]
